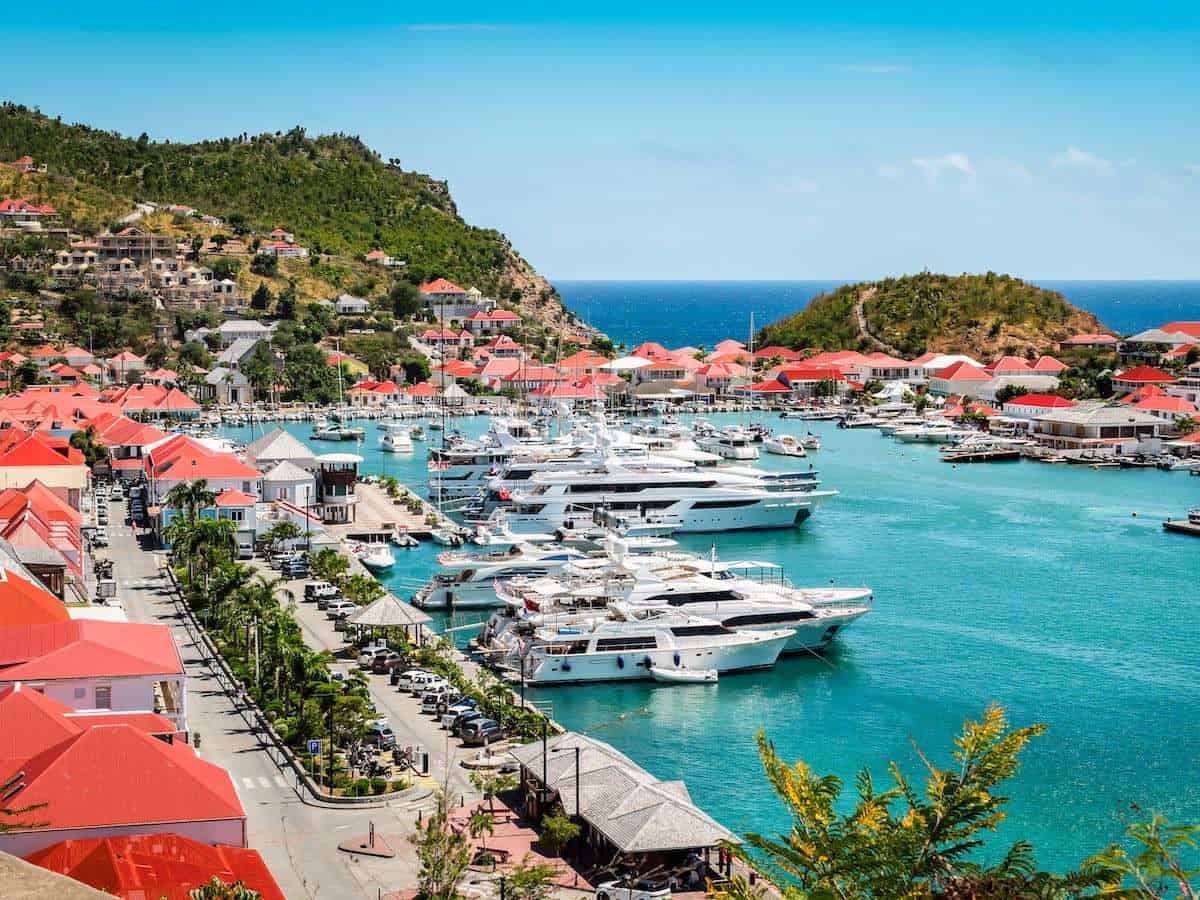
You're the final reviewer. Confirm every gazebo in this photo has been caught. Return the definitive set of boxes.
[346,592,432,643]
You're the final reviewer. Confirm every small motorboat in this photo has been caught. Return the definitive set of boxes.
[429,421,444,432]
[359,544,396,571]
[764,434,807,457]
[431,527,464,547]
[380,424,413,453]
[801,433,821,450]
[649,666,718,684]
[391,530,419,548]
[410,426,426,441]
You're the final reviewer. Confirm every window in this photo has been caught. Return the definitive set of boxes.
[228,509,245,522]
[94,685,112,709]
[595,636,658,652]
[74,687,86,699]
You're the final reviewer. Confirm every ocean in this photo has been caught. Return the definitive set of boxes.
[220,416,1200,875]
[556,280,1200,349]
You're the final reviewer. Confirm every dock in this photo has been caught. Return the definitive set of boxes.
[1163,515,1200,537]
[327,481,451,543]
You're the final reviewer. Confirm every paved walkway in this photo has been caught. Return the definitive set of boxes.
[107,501,427,899]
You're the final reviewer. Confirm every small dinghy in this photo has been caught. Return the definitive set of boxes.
[431,527,464,547]
[649,666,718,684]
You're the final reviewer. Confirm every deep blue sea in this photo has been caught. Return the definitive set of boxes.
[222,415,1200,875]
[557,280,1200,349]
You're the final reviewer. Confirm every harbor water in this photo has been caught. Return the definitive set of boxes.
[224,415,1200,871]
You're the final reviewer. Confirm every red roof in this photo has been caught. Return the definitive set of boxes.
[530,380,606,400]
[0,725,243,833]
[714,339,746,352]
[27,833,284,900]
[213,488,256,507]
[0,198,56,215]
[777,365,846,383]
[987,355,1032,374]
[483,334,521,349]
[1004,393,1074,409]
[0,688,174,764]
[0,567,69,627]
[1159,321,1200,338]
[419,277,466,294]
[405,381,436,397]
[1031,355,1067,373]
[861,351,912,368]
[0,429,85,467]
[630,342,670,359]
[1133,395,1197,415]
[933,361,990,381]
[1114,365,1175,384]
[0,621,184,681]
[745,379,791,393]
[365,249,388,259]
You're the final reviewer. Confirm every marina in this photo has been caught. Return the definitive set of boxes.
[219,405,1200,872]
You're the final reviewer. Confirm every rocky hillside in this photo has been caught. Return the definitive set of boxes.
[0,102,580,333]
[756,272,1108,359]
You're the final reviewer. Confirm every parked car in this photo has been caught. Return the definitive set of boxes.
[407,672,446,695]
[372,652,406,675]
[419,684,455,713]
[395,669,428,692]
[460,718,505,747]
[281,562,310,578]
[91,528,109,548]
[110,485,124,500]
[304,581,336,601]
[451,710,489,737]
[364,721,397,749]
[315,592,338,610]
[594,880,672,900]
[326,600,357,620]
[357,643,390,667]
[440,698,478,729]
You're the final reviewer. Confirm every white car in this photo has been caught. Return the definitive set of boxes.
[395,669,428,692]
[595,880,672,900]
[407,672,446,695]
[325,600,357,620]
[357,643,391,667]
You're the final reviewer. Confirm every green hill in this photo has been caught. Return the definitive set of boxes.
[756,272,1108,359]
[0,102,571,326]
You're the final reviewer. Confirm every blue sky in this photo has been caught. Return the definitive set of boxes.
[5,2,1200,279]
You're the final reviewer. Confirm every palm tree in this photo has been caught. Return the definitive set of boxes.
[166,479,217,523]
[188,876,261,899]
[262,520,301,555]
[468,808,495,857]
[309,547,349,585]
[470,769,518,815]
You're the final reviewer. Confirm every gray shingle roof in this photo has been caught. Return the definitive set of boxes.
[346,592,432,627]
[245,428,316,468]
[510,732,740,853]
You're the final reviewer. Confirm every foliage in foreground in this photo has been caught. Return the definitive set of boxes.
[726,705,1197,899]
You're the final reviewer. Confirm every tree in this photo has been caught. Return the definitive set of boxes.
[1174,416,1198,435]
[166,479,217,522]
[736,705,1115,899]
[341,573,385,606]
[503,857,559,900]
[994,384,1032,405]
[69,425,110,468]
[469,808,495,855]
[308,547,350,584]
[250,282,273,311]
[145,342,168,369]
[470,769,518,815]
[390,280,423,319]
[262,520,302,554]
[1086,813,1200,898]
[410,787,473,900]
[539,812,580,856]
[179,339,213,368]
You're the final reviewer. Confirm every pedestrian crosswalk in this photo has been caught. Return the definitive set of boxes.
[239,774,289,791]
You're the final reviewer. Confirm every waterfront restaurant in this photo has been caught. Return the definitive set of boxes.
[510,732,740,881]
[1030,402,1162,455]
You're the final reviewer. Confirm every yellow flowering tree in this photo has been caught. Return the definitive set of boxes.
[729,705,1119,899]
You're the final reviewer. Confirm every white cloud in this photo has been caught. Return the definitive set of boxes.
[911,153,974,179]
[1051,146,1113,176]
[840,64,911,74]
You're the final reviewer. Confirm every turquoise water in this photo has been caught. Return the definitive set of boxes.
[225,417,1200,871]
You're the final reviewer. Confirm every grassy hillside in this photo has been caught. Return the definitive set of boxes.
[0,102,569,322]
[757,272,1108,358]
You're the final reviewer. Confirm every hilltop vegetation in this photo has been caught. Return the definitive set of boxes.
[0,102,571,325]
[757,272,1108,358]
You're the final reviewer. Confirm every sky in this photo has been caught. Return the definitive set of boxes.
[5,1,1200,280]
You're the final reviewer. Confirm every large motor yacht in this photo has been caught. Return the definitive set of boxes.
[519,604,794,685]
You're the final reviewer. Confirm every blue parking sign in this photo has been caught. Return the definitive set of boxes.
[307,739,321,755]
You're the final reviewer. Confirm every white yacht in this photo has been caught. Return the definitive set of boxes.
[500,463,834,533]
[380,423,414,453]
[696,428,761,460]
[414,543,592,609]
[764,434,807,457]
[488,558,871,656]
[520,604,794,685]
[893,422,969,444]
